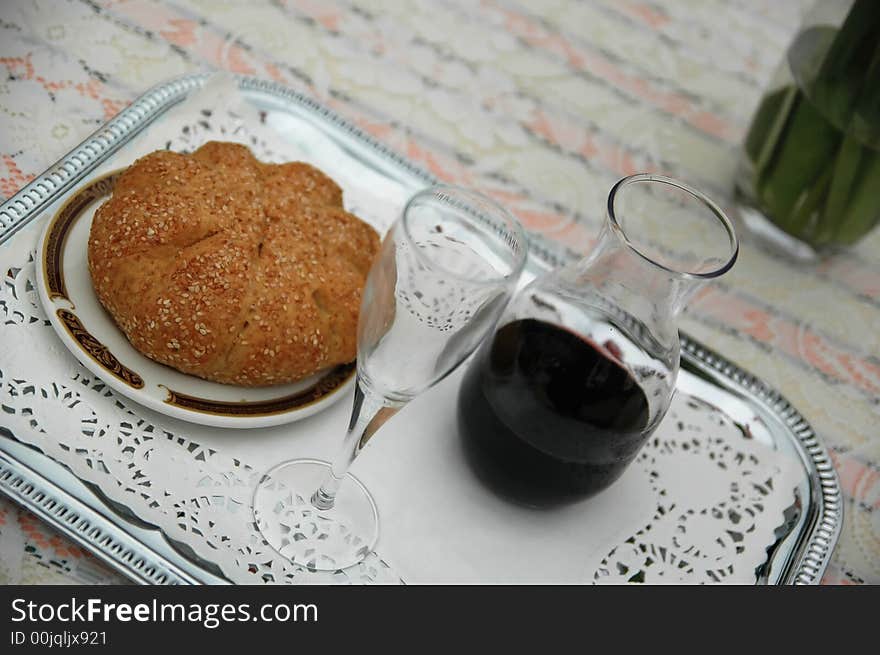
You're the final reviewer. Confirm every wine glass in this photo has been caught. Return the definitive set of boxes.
[252,185,528,571]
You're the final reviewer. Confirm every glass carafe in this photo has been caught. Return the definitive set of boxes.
[457,174,739,507]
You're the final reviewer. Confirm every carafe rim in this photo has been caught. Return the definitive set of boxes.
[607,173,739,281]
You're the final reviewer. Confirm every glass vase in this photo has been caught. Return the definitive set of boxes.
[735,0,880,260]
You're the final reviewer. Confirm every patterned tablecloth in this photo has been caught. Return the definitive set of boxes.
[0,0,876,586]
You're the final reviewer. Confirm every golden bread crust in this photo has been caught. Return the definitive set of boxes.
[88,141,380,386]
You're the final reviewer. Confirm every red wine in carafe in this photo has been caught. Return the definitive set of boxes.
[457,318,651,505]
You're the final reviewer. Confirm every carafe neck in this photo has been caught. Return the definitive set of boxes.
[560,223,704,321]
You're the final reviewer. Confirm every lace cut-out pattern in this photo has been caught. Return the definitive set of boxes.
[1,253,801,584]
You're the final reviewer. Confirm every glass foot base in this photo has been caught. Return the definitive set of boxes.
[253,459,378,571]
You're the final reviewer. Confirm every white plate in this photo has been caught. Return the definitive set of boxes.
[34,170,356,429]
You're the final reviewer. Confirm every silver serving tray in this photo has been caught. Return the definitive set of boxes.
[0,74,841,585]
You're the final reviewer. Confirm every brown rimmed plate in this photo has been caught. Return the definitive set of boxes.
[34,169,356,429]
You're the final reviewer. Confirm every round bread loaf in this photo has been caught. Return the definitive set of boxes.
[87,141,380,386]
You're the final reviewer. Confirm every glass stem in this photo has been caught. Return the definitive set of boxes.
[310,377,402,511]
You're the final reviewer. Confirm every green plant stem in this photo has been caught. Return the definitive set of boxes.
[815,128,864,246]
[809,0,880,129]
[755,91,840,234]
[831,147,880,245]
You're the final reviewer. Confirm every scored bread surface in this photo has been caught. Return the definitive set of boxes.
[87,141,380,386]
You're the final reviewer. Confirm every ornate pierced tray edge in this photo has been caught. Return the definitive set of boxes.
[678,340,842,585]
[0,430,228,585]
[0,74,842,585]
